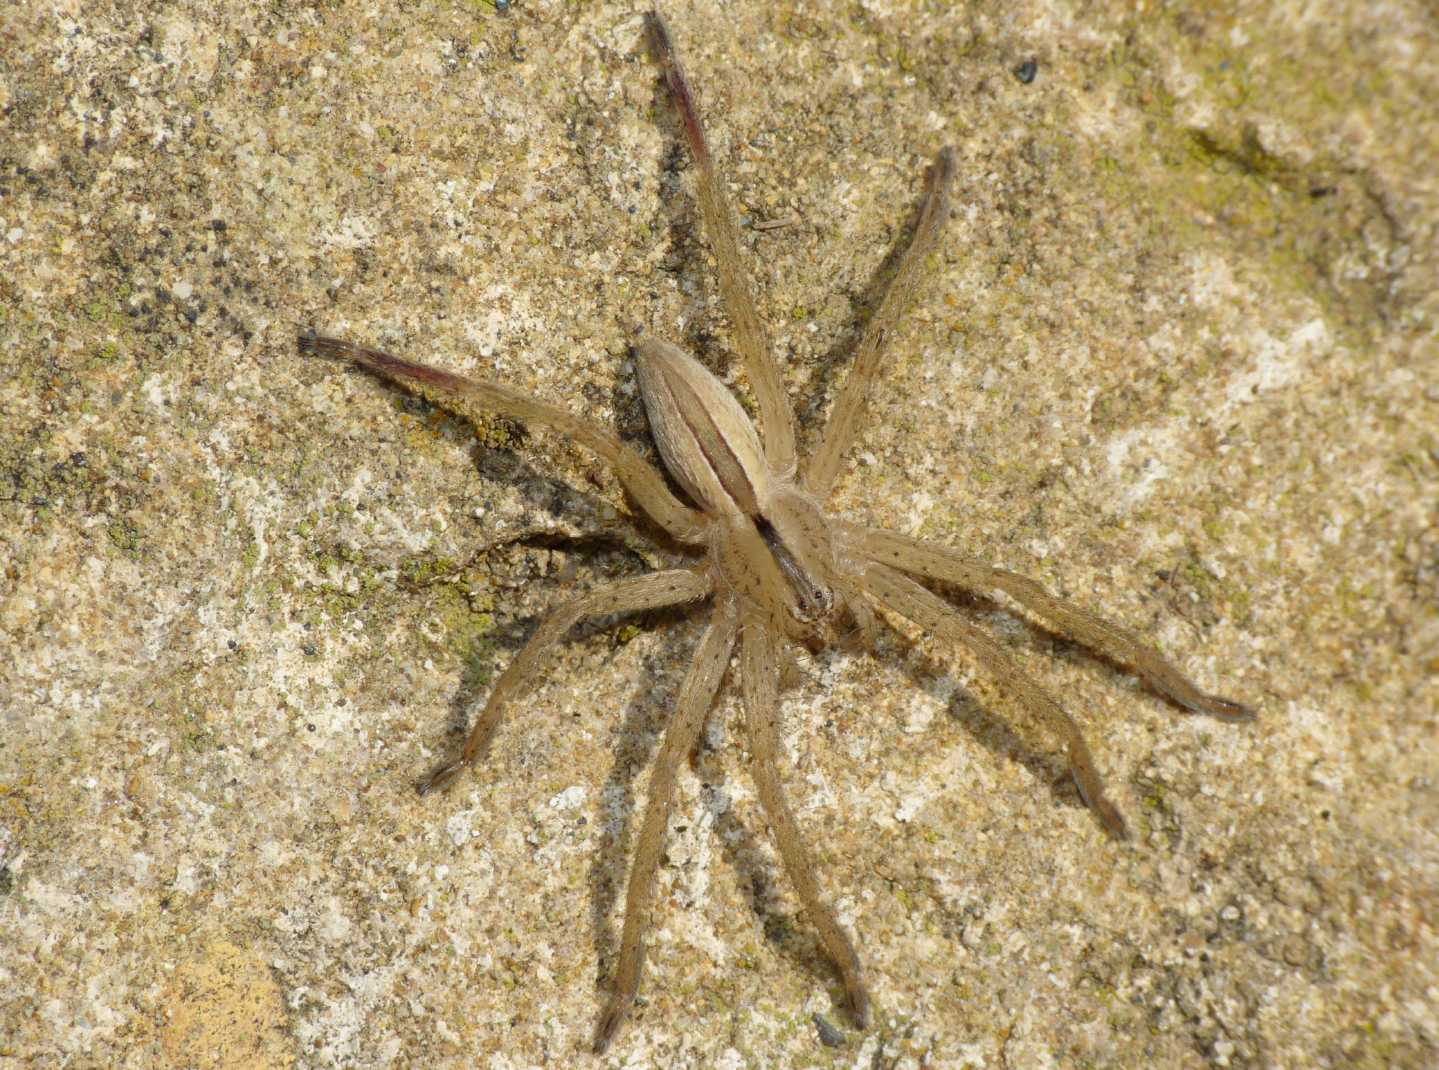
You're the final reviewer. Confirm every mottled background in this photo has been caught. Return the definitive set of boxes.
[2,1,1435,1067]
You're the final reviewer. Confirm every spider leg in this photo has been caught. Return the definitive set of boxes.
[805,148,957,497]
[860,561,1128,838]
[594,598,739,1054]
[849,525,1252,720]
[740,615,870,1027]
[647,10,799,477]
[419,569,712,796]
[299,334,709,544]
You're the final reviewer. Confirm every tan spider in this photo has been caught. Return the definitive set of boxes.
[300,9,1251,1053]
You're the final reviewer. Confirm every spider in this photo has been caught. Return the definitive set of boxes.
[299,9,1251,1053]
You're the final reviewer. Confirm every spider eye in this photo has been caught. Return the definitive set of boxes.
[789,582,835,624]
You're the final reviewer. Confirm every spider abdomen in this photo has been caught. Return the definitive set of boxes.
[634,336,773,517]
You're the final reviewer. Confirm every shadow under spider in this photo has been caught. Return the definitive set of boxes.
[583,630,863,1023]
[649,140,732,384]
[699,738,862,1020]
[887,607,1097,820]
[887,574,1237,820]
[438,536,669,744]
[639,14,956,443]
[467,429,682,554]
[440,592,705,992]
[586,607,706,1002]
[643,66,952,459]
[359,373,688,561]
[589,569,1240,1021]
[801,180,947,434]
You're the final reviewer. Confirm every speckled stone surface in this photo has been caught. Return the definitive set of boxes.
[3,2,1436,1067]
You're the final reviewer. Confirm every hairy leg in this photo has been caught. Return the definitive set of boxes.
[740,616,870,1026]
[594,598,739,1053]
[419,569,712,795]
[647,10,798,477]
[805,148,957,497]
[849,525,1251,719]
[300,334,709,543]
[860,561,1128,838]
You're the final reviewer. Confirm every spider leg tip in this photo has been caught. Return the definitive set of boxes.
[417,761,464,796]
[1217,697,1256,722]
[296,332,351,362]
[592,999,629,1054]
[1191,693,1256,722]
[645,8,672,49]
[1095,798,1129,840]
[850,988,872,1030]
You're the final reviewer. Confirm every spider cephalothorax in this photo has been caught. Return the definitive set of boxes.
[301,8,1251,1053]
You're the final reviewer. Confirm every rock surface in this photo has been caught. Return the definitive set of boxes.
[3,1,1436,1067]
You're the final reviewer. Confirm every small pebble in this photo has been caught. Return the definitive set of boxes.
[812,1013,845,1048]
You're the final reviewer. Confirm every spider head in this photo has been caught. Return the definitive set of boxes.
[756,513,835,625]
